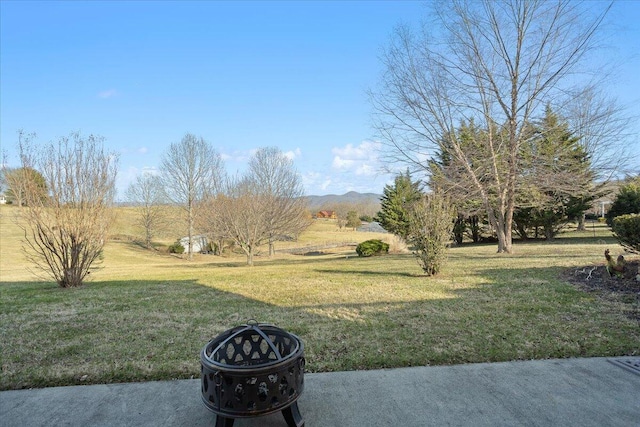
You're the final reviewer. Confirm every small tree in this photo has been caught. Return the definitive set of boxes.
[2,131,43,207]
[331,202,352,230]
[18,133,118,287]
[125,173,166,249]
[346,210,362,230]
[377,170,423,240]
[2,167,47,206]
[406,193,456,276]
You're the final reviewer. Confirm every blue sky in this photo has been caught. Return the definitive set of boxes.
[1,1,638,199]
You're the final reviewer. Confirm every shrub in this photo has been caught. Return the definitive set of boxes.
[606,177,640,226]
[383,234,410,254]
[612,214,640,254]
[406,193,456,276]
[356,239,389,257]
[168,241,185,254]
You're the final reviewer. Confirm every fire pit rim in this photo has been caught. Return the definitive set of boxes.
[200,322,304,372]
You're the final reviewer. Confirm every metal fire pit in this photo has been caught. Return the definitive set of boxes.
[201,321,305,427]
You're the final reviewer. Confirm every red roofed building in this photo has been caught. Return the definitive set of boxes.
[316,210,336,219]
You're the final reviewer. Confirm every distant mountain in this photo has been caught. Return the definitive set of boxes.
[305,191,382,212]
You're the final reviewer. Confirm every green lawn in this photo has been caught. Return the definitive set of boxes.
[1,206,638,390]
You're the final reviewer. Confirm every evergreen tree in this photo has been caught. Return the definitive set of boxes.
[519,106,595,239]
[377,170,423,240]
[429,119,494,243]
[606,176,640,225]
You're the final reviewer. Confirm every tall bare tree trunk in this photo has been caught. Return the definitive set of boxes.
[371,0,620,255]
[161,133,224,262]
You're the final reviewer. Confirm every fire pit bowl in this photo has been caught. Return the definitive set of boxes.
[201,321,305,427]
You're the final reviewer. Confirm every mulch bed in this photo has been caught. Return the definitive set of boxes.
[564,255,640,321]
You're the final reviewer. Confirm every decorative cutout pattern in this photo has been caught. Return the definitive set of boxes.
[201,323,305,419]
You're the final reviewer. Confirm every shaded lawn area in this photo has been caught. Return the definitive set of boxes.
[1,242,639,391]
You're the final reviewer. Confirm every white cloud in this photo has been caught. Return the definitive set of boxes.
[332,141,380,159]
[320,179,332,190]
[331,140,382,176]
[284,148,302,160]
[97,89,118,99]
[138,147,148,154]
[332,156,354,170]
[301,171,332,195]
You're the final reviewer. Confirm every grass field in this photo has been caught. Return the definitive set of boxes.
[1,205,638,390]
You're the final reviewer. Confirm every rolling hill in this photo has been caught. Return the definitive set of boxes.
[305,191,382,212]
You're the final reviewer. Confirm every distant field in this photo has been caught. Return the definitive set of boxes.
[1,205,638,390]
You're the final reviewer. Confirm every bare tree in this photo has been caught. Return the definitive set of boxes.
[194,196,226,256]
[331,202,352,230]
[213,176,268,266]
[197,148,309,264]
[125,173,166,249]
[248,147,311,256]
[0,151,7,196]
[2,131,40,207]
[161,133,223,260]
[371,0,621,253]
[17,133,118,287]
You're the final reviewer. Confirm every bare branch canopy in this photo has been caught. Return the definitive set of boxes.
[370,0,625,253]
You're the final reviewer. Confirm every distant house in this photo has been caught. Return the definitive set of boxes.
[0,195,6,205]
[316,210,336,219]
[179,235,209,253]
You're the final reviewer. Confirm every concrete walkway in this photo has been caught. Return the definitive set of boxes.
[1,357,639,427]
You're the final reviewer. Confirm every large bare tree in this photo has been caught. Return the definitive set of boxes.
[161,133,223,260]
[248,147,310,256]
[18,133,118,287]
[125,173,166,249]
[202,148,310,266]
[371,0,622,253]
[212,176,268,266]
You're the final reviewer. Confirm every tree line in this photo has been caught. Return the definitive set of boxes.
[2,132,311,287]
[136,137,345,265]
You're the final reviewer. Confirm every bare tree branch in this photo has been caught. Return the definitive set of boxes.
[371,0,621,253]
[161,133,224,260]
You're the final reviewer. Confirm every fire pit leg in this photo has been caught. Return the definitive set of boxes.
[215,415,234,427]
[282,402,304,427]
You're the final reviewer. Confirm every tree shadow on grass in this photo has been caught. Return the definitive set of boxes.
[152,253,405,270]
[3,265,638,391]
[313,269,417,278]
[0,279,289,390]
